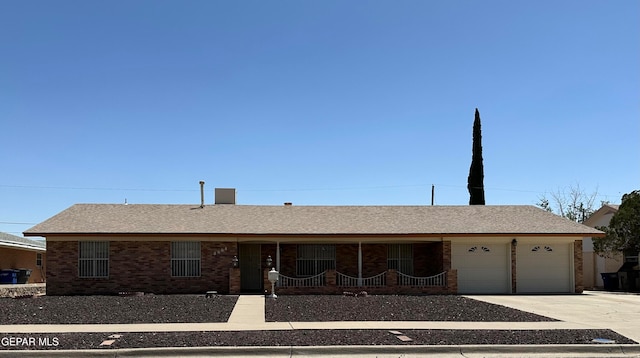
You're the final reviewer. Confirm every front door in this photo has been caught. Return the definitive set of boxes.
[239,244,262,292]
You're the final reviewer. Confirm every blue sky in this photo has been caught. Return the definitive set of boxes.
[1,1,638,237]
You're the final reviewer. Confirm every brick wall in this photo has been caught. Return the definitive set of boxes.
[47,240,455,295]
[229,268,240,294]
[261,244,277,270]
[511,243,517,293]
[415,242,443,276]
[361,244,388,277]
[442,241,451,271]
[336,244,358,276]
[574,240,583,293]
[447,269,458,293]
[46,240,237,295]
[274,243,443,279]
[279,244,297,277]
[277,244,391,278]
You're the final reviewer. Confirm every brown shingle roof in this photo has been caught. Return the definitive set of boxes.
[24,204,603,237]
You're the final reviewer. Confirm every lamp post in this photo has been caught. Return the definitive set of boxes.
[267,267,279,298]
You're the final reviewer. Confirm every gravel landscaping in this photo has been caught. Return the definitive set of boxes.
[0,294,637,350]
[0,295,238,324]
[0,294,553,324]
[266,295,557,322]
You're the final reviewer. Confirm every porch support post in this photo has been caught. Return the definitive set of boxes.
[276,241,280,272]
[358,241,363,286]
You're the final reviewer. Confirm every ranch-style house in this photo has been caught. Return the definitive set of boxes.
[24,188,603,296]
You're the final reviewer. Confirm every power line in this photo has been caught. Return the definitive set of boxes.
[0,183,621,201]
[0,221,37,225]
[241,184,428,192]
[0,184,194,192]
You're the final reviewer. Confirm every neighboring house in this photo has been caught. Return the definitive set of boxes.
[583,204,622,289]
[0,232,46,283]
[24,189,603,296]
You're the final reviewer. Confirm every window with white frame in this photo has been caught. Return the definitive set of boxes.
[171,241,201,277]
[78,241,109,278]
[36,253,43,267]
[388,244,413,275]
[296,244,335,276]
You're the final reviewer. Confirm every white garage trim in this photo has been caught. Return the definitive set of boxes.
[452,242,511,294]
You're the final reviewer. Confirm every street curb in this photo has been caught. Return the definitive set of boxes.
[1,344,640,357]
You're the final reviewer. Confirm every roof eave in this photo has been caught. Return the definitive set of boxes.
[26,231,604,238]
[0,242,46,252]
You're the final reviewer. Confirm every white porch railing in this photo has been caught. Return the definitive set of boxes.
[278,271,326,287]
[397,271,446,287]
[336,271,386,287]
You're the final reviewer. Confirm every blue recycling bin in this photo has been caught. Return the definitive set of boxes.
[0,270,18,284]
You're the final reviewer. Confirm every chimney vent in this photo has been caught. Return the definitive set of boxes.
[199,181,205,208]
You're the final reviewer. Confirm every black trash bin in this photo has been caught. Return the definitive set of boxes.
[16,269,32,284]
[601,272,619,291]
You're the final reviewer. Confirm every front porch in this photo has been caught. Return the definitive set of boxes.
[230,241,457,295]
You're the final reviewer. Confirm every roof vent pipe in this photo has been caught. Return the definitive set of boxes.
[284,202,292,206]
[199,181,205,208]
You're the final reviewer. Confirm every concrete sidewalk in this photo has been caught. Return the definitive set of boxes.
[0,320,589,334]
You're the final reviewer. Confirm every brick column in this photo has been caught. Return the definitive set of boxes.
[574,240,584,293]
[229,268,241,294]
[386,269,397,287]
[511,242,517,294]
[447,269,458,294]
[442,241,451,271]
[263,268,270,293]
[325,269,336,294]
[326,269,336,286]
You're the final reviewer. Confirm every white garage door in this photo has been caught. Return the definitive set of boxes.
[452,243,510,294]
[517,243,572,293]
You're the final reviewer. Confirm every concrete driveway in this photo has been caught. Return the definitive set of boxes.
[467,290,640,343]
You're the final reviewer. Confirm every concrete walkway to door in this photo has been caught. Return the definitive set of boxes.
[226,295,268,325]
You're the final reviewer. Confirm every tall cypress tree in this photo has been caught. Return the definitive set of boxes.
[468,108,485,205]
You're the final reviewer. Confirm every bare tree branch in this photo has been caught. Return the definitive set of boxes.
[537,183,599,223]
